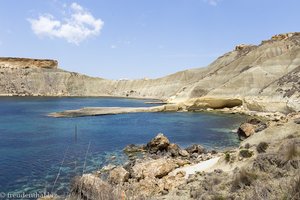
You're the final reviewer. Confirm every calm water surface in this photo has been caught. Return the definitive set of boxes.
[0,97,247,196]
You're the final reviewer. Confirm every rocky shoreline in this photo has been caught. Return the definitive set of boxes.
[2,32,299,199]
[40,112,300,200]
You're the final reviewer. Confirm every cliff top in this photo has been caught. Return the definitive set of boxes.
[0,57,58,69]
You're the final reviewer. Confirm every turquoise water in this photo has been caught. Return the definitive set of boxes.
[0,97,246,196]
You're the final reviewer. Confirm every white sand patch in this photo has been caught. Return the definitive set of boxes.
[171,157,220,179]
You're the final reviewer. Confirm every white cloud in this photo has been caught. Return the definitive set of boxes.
[110,45,117,49]
[204,0,221,6]
[28,2,103,45]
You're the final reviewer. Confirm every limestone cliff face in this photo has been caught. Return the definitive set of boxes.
[0,57,58,69]
[0,33,299,113]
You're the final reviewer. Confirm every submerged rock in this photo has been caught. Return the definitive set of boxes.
[123,144,146,154]
[100,164,116,172]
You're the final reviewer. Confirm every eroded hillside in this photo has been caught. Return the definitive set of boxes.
[0,33,299,112]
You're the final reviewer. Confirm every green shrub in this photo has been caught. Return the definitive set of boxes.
[212,194,225,200]
[239,149,253,158]
[256,142,268,153]
[244,143,250,149]
[225,152,230,162]
[231,168,258,191]
[284,142,299,161]
[289,175,300,199]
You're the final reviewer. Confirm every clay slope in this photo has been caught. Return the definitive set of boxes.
[170,33,300,113]
[0,33,299,113]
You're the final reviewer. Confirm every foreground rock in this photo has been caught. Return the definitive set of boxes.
[70,174,123,199]
[123,133,206,160]
[108,166,130,185]
[237,118,267,139]
[131,158,178,179]
[185,144,206,154]
[146,133,170,154]
[65,133,220,200]
[64,114,300,200]
[123,144,146,154]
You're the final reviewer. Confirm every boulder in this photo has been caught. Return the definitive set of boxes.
[179,149,190,157]
[237,123,255,138]
[70,174,121,199]
[123,144,145,154]
[237,118,268,139]
[235,44,255,51]
[239,149,253,158]
[160,172,186,191]
[294,118,300,124]
[100,164,116,172]
[108,166,129,184]
[146,133,170,154]
[129,177,164,197]
[174,158,191,167]
[185,144,206,154]
[131,158,178,180]
[167,143,181,157]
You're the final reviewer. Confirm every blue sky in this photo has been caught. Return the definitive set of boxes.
[0,0,299,79]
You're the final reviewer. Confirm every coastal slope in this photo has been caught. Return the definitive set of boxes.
[1,32,300,113]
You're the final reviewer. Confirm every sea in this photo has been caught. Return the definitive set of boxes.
[0,97,247,197]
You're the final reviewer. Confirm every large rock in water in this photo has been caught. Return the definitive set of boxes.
[123,144,146,154]
[237,118,267,139]
[146,133,170,154]
[238,123,255,137]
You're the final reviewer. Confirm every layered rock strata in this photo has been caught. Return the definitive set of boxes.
[1,33,300,113]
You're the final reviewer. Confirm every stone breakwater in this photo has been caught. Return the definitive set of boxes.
[48,106,166,118]
[48,99,287,122]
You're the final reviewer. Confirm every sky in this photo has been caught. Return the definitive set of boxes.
[0,0,299,79]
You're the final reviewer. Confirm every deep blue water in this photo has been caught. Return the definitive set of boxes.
[0,97,246,196]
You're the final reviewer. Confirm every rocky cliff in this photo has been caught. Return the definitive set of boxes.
[0,57,58,69]
[0,33,299,113]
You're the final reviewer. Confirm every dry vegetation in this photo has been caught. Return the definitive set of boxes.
[160,130,300,200]
[48,121,299,200]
